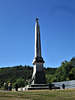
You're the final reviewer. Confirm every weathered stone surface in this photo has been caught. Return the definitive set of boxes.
[31,19,46,85]
[32,71,46,84]
[32,57,45,65]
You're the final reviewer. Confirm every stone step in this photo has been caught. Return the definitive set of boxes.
[24,87,49,90]
[30,84,49,87]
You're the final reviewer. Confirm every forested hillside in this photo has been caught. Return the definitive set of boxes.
[46,57,75,83]
[0,57,75,88]
[0,65,33,87]
[0,66,56,88]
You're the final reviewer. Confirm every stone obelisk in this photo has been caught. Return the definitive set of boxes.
[31,18,46,84]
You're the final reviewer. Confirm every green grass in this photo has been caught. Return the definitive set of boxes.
[0,89,75,100]
[0,87,4,90]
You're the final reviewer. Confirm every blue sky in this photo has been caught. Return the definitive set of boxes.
[0,0,75,68]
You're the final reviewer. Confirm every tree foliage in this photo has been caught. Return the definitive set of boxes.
[12,78,25,88]
[45,57,75,83]
[0,65,33,87]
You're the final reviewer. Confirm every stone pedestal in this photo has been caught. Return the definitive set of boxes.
[31,57,46,84]
[32,71,46,84]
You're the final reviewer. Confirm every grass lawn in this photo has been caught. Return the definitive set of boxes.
[0,89,75,100]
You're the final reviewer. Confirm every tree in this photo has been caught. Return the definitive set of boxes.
[69,68,75,80]
[12,78,25,88]
[45,74,53,83]
[16,78,25,87]
[71,57,75,67]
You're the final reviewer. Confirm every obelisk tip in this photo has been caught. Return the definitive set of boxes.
[36,18,39,21]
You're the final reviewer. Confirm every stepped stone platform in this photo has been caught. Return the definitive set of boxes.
[18,84,60,91]
[24,84,49,90]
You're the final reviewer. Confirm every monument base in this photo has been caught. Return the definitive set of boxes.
[18,84,60,91]
[32,71,46,84]
[24,84,49,90]
[24,71,48,90]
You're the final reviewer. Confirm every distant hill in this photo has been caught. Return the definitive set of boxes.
[0,65,56,87]
[0,57,75,88]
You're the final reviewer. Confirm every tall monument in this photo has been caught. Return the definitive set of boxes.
[24,19,60,90]
[31,18,46,84]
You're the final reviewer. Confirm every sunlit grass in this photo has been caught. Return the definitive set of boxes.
[0,89,75,100]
